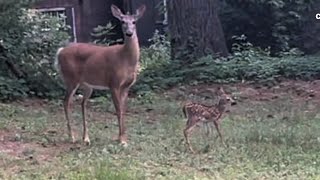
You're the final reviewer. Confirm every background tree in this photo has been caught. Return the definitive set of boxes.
[168,0,229,61]
[220,0,316,55]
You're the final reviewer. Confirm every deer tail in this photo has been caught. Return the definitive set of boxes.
[54,47,64,72]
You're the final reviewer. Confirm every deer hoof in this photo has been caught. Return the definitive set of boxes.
[83,137,91,146]
[70,136,76,144]
[120,141,128,147]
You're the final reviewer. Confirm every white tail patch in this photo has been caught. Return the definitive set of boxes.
[54,47,64,72]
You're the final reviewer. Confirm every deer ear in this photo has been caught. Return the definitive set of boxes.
[134,5,146,20]
[111,4,123,20]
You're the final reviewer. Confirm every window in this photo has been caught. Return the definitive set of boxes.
[155,0,168,25]
[37,7,77,42]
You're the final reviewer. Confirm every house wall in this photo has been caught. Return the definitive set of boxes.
[34,0,122,42]
[34,0,166,46]
[34,0,83,41]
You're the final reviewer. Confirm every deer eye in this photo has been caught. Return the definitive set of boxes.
[132,21,136,24]
[121,21,125,24]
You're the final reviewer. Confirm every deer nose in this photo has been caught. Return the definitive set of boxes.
[125,33,133,37]
[231,101,237,106]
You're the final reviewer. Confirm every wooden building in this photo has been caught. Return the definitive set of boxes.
[33,0,167,46]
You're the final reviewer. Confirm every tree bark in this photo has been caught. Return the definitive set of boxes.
[168,0,229,61]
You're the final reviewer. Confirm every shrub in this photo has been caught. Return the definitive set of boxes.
[91,22,123,45]
[134,35,320,93]
[0,4,70,101]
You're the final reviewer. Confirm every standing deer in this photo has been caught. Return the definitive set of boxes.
[54,4,146,146]
[182,87,236,153]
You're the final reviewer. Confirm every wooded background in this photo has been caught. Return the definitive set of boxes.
[1,0,320,101]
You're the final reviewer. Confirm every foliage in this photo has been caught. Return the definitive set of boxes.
[91,22,123,45]
[140,30,171,71]
[132,30,174,93]
[0,1,70,101]
[220,0,316,54]
[0,77,29,101]
[135,35,320,92]
[19,10,70,97]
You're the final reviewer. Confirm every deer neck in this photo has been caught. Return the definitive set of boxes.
[216,99,227,113]
[122,33,140,66]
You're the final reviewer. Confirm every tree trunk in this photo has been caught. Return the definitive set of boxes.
[168,0,229,61]
[300,1,320,54]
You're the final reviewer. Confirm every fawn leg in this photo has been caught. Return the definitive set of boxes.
[213,120,225,145]
[183,118,198,153]
[204,122,212,137]
[81,85,93,145]
[63,84,79,143]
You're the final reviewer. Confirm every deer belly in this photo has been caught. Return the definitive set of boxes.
[200,117,210,123]
[83,82,109,90]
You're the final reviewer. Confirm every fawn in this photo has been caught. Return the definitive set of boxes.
[182,87,236,153]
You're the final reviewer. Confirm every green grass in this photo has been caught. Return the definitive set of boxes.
[0,89,320,179]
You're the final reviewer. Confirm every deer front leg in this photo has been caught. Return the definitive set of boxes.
[213,120,225,146]
[121,88,130,113]
[111,88,127,145]
[81,85,93,145]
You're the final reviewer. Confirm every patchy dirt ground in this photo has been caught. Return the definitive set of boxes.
[3,80,320,158]
[169,80,320,103]
[1,80,320,179]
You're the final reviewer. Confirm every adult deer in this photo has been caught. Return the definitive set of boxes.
[55,4,146,146]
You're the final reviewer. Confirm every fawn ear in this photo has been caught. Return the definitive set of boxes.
[134,5,146,20]
[218,87,226,94]
[111,4,124,20]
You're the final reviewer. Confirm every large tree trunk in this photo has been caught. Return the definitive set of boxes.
[168,0,229,61]
[299,1,320,54]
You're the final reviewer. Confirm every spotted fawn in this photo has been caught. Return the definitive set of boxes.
[182,87,236,153]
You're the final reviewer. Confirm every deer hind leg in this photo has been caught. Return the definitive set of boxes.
[81,85,93,145]
[184,117,198,153]
[111,88,127,145]
[204,122,211,137]
[63,84,79,143]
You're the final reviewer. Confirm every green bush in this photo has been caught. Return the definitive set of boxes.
[91,22,123,45]
[134,36,320,93]
[221,0,316,54]
[133,30,175,93]
[140,30,171,71]
[0,77,29,101]
[19,10,70,97]
[0,3,70,101]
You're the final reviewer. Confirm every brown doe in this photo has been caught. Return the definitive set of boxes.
[54,4,146,146]
[182,87,236,153]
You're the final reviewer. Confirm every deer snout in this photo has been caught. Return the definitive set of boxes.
[125,33,133,37]
[124,25,135,37]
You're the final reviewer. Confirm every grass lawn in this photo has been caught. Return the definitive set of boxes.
[0,81,320,179]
